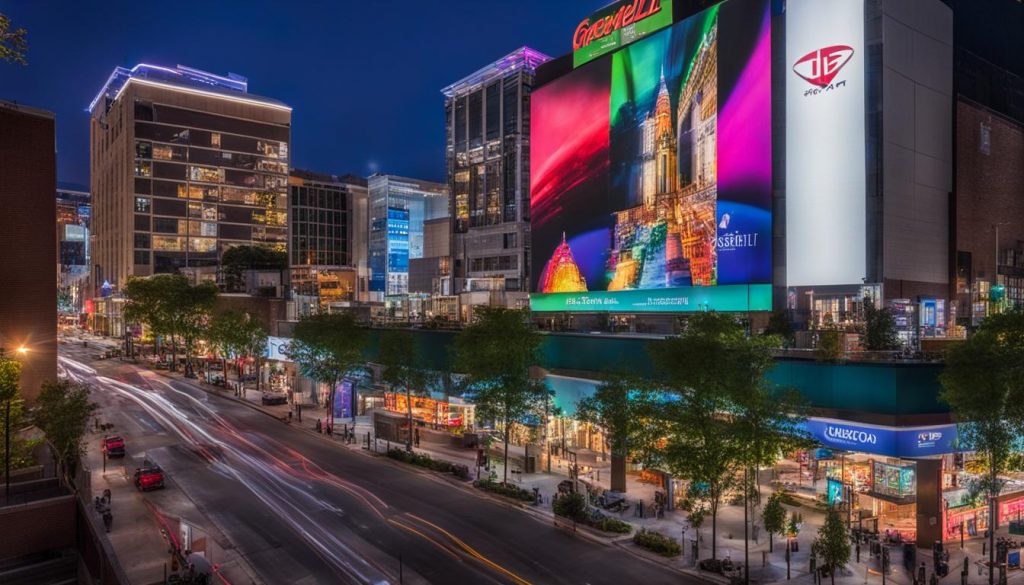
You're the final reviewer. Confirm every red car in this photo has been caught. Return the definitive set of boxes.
[102,436,126,458]
[134,466,165,491]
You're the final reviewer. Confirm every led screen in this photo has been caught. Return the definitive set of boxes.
[530,0,772,312]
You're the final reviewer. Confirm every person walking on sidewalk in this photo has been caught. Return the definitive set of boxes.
[316,419,323,434]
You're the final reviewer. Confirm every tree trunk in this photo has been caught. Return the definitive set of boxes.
[830,564,835,585]
[711,499,718,559]
[769,531,773,553]
[503,417,510,484]
[406,384,414,452]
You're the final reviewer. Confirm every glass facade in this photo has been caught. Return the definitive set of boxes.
[56,185,91,315]
[367,174,447,296]
[442,47,550,292]
[132,103,289,272]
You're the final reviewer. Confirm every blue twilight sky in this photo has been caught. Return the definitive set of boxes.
[0,0,608,186]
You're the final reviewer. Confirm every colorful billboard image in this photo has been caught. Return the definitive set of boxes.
[531,0,772,312]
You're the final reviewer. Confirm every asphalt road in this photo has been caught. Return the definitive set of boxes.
[60,343,688,585]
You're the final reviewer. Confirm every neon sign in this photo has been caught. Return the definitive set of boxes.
[572,0,674,68]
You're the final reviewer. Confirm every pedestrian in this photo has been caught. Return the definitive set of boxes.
[102,510,113,533]
[326,424,333,437]
[316,419,323,434]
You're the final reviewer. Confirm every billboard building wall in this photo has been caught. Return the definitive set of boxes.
[530,0,773,313]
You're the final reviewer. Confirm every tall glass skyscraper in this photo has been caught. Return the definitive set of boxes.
[367,174,447,297]
[442,47,550,293]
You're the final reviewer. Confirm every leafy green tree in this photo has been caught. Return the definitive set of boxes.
[221,245,287,292]
[207,310,268,389]
[454,308,545,484]
[1,357,32,493]
[763,311,794,347]
[815,327,844,363]
[861,296,900,351]
[814,508,851,585]
[35,379,97,482]
[940,310,1024,584]
[288,312,367,409]
[577,374,659,492]
[762,492,787,553]
[123,275,170,357]
[0,14,28,65]
[378,329,433,451]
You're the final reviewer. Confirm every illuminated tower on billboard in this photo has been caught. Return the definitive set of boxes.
[538,233,588,293]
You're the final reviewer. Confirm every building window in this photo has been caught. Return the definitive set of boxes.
[152,236,185,251]
[135,160,152,178]
[134,197,151,213]
[134,250,150,265]
[211,132,221,148]
[152,144,186,161]
[136,141,152,159]
[189,165,223,183]
[980,121,991,156]
[503,232,517,249]
[134,233,151,249]
[189,237,217,253]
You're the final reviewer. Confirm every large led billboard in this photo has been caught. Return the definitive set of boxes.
[530,0,773,312]
[785,0,866,286]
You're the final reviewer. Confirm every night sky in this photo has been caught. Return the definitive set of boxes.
[0,0,607,187]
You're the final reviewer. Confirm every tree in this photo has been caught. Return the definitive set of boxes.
[288,312,367,411]
[815,327,844,363]
[762,492,786,553]
[454,308,545,484]
[207,311,268,389]
[378,329,432,451]
[172,280,218,377]
[861,296,900,351]
[0,357,22,497]
[763,311,794,347]
[221,245,287,292]
[940,310,1024,584]
[124,274,216,371]
[35,379,97,483]
[577,374,659,492]
[814,508,851,585]
[0,14,28,65]
[123,275,170,357]
[647,312,749,559]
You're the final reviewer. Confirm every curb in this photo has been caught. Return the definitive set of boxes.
[146,366,289,423]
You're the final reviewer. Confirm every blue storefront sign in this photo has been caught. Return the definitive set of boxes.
[801,418,958,458]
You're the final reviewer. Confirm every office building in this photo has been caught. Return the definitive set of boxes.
[442,47,550,294]
[288,169,369,314]
[367,174,447,298]
[408,217,451,295]
[0,101,58,401]
[56,182,91,323]
[89,64,292,304]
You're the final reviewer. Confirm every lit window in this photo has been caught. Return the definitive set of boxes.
[211,133,221,148]
[135,161,152,178]
[189,165,222,183]
[980,122,991,156]
[189,237,217,253]
[152,236,185,251]
[134,197,151,213]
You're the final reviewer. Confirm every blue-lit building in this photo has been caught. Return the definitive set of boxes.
[367,174,447,298]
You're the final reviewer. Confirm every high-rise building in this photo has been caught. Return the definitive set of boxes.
[288,169,369,314]
[367,174,447,298]
[88,64,292,312]
[56,182,91,321]
[0,100,58,401]
[442,47,551,294]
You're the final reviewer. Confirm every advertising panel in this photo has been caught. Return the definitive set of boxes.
[827,478,844,505]
[785,0,866,287]
[801,418,958,458]
[265,336,292,362]
[333,379,353,421]
[871,461,916,500]
[573,0,675,68]
[532,0,773,312]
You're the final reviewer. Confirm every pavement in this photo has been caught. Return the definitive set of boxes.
[61,335,688,585]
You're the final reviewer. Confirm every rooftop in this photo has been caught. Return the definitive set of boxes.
[441,46,552,98]
[88,63,290,115]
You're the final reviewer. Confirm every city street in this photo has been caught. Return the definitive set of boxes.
[59,342,686,585]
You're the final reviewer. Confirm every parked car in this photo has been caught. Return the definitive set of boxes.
[102,436,126,458]
[134,466,165,491]
[261,391,288,406]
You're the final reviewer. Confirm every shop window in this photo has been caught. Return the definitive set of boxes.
[134,197,151,213]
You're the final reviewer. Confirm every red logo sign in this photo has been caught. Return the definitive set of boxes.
[573,0,663,51]
[793,45,854,88]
